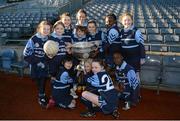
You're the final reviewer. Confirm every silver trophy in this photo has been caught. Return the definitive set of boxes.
[72,41,100,71]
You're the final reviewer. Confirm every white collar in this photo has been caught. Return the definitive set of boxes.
[51,31,63,39]
[116,61,127,70]
[124,25,134,32]
[89,30,98,36]
[36,33,48,41]
[65,26,71,30]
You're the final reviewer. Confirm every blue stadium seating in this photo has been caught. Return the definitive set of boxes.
[158,55,180,92]
[164,35,179,44]
[11,55,28,77]
[140,54,162,87]
[0,48,16,71]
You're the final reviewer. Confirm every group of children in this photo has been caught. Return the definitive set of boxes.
[23,9,145,119]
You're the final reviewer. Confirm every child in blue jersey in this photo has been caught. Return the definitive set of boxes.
[46,21,72,108]
[113,51,140,110]
[83,59,99,94]
[73,9,88,34]
[23,21,52,108]
[119,12,145,80]
[80,59,119,119]
[60,12,73,36]
[76,9,88,27]
[71,25,88,43]
[51,55,76,109]
[77,58,94,91]
[49,20,71,78]
[68,25,88,98]
[104,13,121,66]
[83,59,93,87]
[87,20,106,59]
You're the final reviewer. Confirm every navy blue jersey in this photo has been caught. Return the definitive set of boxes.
[87,30,106,53]
[52,67,73,107]
[23,33,49,78]
[115,61,139,90]
[120,25,145,71]
[48,32,72,76]
[50,32,70,58]
[87,71,119,114]
[87,71,114,91]
[64,27,73,36]
[104,24,121,67]
[105,24,121,55]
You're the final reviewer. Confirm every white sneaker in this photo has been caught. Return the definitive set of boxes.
[68,101,76,109]
[122,102,130,110]
[70,89,78,99]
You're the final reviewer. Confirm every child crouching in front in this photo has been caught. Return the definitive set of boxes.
[113,51,140,110]
[50,55,76,109]
[80,59,119,119]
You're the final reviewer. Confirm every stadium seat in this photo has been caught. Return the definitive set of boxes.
[146,28,159,34]
[146,19,155,23]
[150,44,168,52]
[146,23,157,28]
[0,48,16,71]
[0,28,5,33]
[164,35,179,44]
[140,54,163,92]
[138,28,146,34]
[10,28,22,39]
[4,28,12,33]
[169,46,180,52]
[159,55,180,92]
[169,23,180,29]
[148,34,163,43]
[157,22,169,28]
[11,56,28,77]
[160,28,173,35]
[174,28,180,35]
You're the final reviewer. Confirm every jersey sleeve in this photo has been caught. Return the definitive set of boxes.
[127,70,139,90]
[135,30,146,58]
[135,29,144,44]
[107,28,119,44]
[23,39,35,64]
[87,74,100,87]
[60,72,73,84]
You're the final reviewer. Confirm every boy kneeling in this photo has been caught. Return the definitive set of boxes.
[113,51,140,110]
